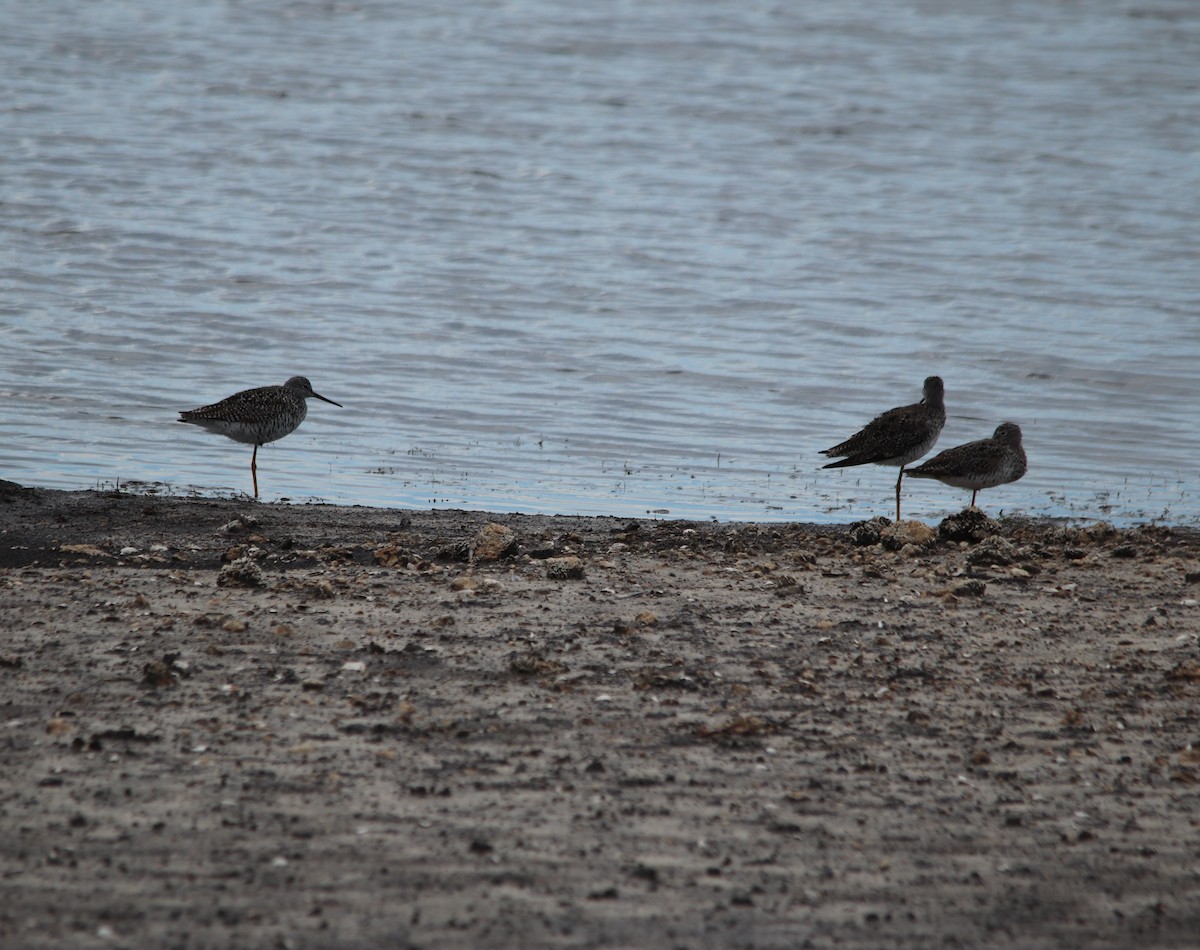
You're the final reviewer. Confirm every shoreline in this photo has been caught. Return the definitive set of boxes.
[2,486,1199,948]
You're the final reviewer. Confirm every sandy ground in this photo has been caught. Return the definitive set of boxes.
[1,484,1199,949]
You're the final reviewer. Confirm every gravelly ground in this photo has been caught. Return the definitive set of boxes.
[2,486,1199,949]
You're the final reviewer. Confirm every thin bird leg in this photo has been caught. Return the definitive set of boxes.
[895,467,905,522]
[251,444,259,500]
[970,489,978,508]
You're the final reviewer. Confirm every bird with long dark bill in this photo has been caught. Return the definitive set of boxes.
[179,376,342,499]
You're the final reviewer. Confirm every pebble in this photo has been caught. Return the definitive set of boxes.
[968,537,1018,567]
[883,521,936,551]
[546,556,585,580]
[950,579,987,598]
[937,508,1001,543]
[470,523,518,562]
[217,557,265,589]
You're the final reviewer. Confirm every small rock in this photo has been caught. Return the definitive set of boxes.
[967,536,1017,567]
[436,541,472,562]
[141,659,178,688]
[950,579,987,598]
[1164,661,1200,681]
[217,557,265,588]
[373,544,412,568]
[508,651,569,677]
[848,517,891,547]
[882,520,935,551]
[59,543,111,559]
[545,555,585,580]
[938,508,1000,543]
[300,579,335,600]
[470,523,518,562]
[218,514,260,536]
[1077,522,1117,544]
[46,717,75,736]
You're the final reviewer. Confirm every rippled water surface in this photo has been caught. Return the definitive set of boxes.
[3,1,1198,524]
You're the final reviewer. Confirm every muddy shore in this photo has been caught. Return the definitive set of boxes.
[2,484,1199,949]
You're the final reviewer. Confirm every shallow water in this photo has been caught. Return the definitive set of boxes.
[3,1,1198,524]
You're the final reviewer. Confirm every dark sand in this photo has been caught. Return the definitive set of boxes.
[2,485,1199,948]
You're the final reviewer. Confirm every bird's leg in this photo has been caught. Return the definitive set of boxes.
[970,489,978,508]
[251,444,259,500]
[895,467,904,522]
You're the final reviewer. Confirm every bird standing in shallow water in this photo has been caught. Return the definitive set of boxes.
[906,421,1027,511]
[178,376,343,499]
[820,376,946,522]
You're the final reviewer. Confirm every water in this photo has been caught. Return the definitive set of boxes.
[3,1,1198,525]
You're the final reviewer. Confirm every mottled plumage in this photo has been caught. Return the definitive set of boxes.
[907,421,1027,509]
[179,376,342,499]
[820,376,946,522]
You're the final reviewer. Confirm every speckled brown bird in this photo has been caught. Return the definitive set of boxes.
[821,376,946,522]
[178,376,342,499]
[906,421,1027,510]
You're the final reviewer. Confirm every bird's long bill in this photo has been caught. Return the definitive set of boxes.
[313,391,343,408]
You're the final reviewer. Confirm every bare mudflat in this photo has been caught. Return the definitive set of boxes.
[2,485,1199,949]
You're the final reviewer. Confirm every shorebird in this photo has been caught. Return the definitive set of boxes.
[906,421,1027,510]
[178,376,342,499]
[820,376,946,522]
